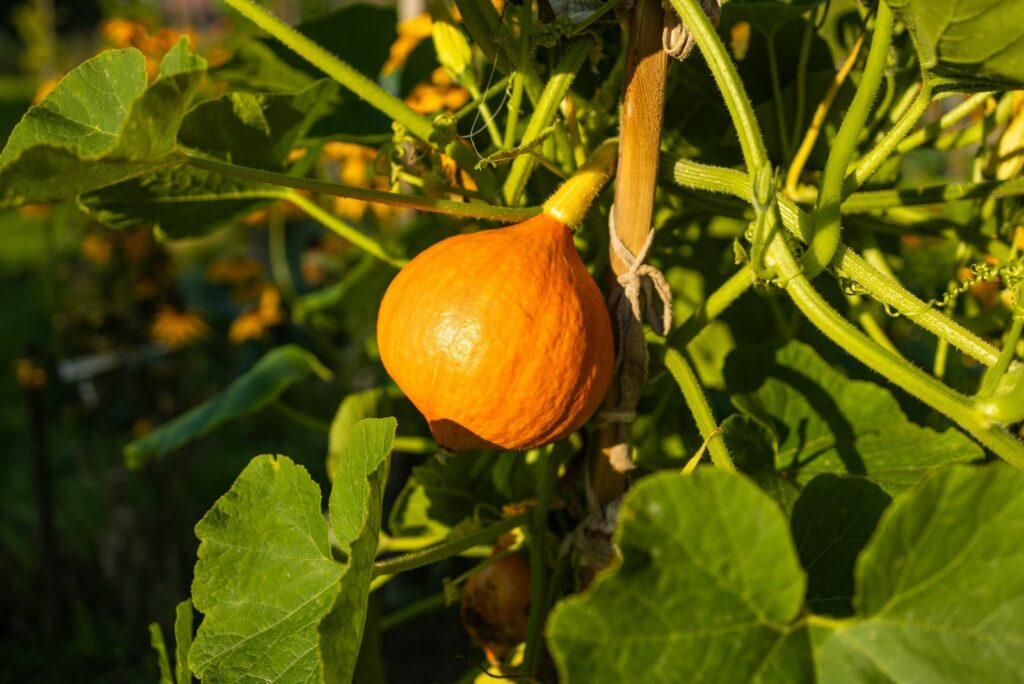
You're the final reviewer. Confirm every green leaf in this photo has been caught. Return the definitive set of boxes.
[80,80,337,238]
[723,413,802,514]
[212,39,318,93]
[389,450,545,536]
[548,470,808,683]
[124,344,332,468]
[0,41,206,207]
[190,455,343,683]
[724,341,983,494]
[790,475,891,617]
[320,418,396,683]
[814,465,1024,682]
[326,388,391,482]
[174,599,194,684]
[887,0,1024,88]
[149,622,173,684]
[724,0,825,38]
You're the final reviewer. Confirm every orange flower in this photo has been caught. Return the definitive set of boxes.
[404,67,469,114]
[150,308,209,348]
[228,286,285,344]
[206,257,265,284]
[81,235,113,265]
[383,13,433,75]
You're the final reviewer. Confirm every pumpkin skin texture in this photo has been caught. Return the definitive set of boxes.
[376,213,614,452]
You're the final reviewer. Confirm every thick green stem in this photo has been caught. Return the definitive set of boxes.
[848,80,933,191]
[769,240,1024,469]
[661,155,1002,365]
[179,152,538,223]
[502,38,593,205]
[222,0,434,141]
[978,316,1024,398]
[379,593,447,632]
[663,348,735,471]
[392,436,436,453]
[268,208,297,301]
[807,1,893,277]
[372,511,531,577]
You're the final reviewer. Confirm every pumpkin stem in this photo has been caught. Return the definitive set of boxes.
[542,139,618,228]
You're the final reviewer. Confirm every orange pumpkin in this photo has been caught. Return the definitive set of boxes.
[376,144,617,452]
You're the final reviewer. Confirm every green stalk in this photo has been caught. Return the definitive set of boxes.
[771,240,1024,469]
[179,152,538,223]
[663,348,735,471]
[392,436,436,453]
[221,0,434,141]
[765,34,791,159]
[502,38,593,205]
[453,76,510,122]
[273,402,330,433]
[842,176,1024,213]
[847,80,933,191]
[267,207,297,301]
[667,266,753,347]
[897,91,993,154]
[504,3,532,149]
[522,446,567,676]
[806,1,893,278]
[285,191,407,268]
[789,16,815,161]
[978,316,1024,398]
[372,511,531,577]
[660,155,1002,365]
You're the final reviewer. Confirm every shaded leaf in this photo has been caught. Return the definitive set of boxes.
[124,344,332,468]
[814,465,1024,682]
[174,599,194,684]
[80,80,337,238]
[887,0,1024,87]
[548,470,809,683]
[389,450,545,536]
[791,475,891,617]
[149,622,173,684]
[724,341,982,494]
[0,41,205,207]
[190,455,343,683]
[320,418,396,683]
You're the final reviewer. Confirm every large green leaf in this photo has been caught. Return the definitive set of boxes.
[887,0,1024,87]
[320,418,396,683]
[724,341,982,494]
[0,40,205,207]
[124,344,332,468]
[80,80,338,238]
[190,455,343,683]
[814,465,1024,682]
[548,470,809,683]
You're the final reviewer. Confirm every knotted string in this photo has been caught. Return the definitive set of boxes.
[597,208,674,472]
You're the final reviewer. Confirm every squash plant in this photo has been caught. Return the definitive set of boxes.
[4,0,1024,680]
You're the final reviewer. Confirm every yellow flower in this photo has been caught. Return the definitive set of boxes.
[150,308,209,348]
[13,358,46,389]
[228,310,266,344]
[383,13,433,75]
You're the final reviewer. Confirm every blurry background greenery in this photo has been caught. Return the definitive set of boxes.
[0,1,483,681]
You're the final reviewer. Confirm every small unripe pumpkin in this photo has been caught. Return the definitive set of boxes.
[376,145,617,452]
[460,550,532,660]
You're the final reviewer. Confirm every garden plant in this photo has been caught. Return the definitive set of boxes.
[4,0,1024,681]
